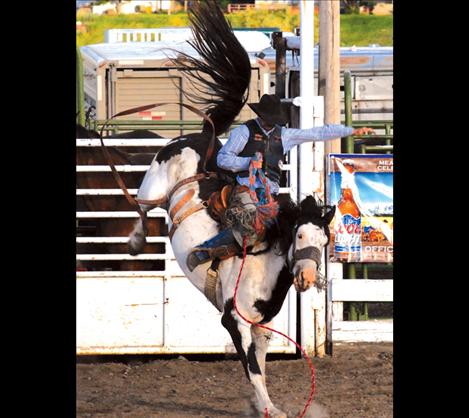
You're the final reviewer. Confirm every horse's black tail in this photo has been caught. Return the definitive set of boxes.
[172,0,252,136]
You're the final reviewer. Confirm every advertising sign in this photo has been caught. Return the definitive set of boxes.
[328,154,393,263]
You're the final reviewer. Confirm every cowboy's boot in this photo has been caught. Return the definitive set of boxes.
[186,228,239,272]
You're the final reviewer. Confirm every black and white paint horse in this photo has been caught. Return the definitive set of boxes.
[126,2,335,417]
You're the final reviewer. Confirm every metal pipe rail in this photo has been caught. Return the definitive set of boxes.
[77,189,139,195]
[360,145,393,153]
[76,47,85,126]
[351,121,393,129]
[89,119,246,133]
[77,254,170,261]
[76,138,170,147]
[90,119,393,133]
[93,120,212,126]
[77,165,149,172]
[77,188,292,196]
[353,135,393,140]
[77,271,182,277]
[77,237,169,244]
[76,211,166,218]
[77,138,300,274]
[77,163,293,173]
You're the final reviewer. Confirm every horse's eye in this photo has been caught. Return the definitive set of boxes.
[298,233,303,240]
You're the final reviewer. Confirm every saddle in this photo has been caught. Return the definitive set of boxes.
[197,184,276,311]
[206,184,272,245]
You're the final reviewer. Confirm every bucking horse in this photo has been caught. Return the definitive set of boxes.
[123,1,335,416]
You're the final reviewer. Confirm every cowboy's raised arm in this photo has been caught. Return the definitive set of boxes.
[281,125,376,153]
[217,124,252,172]
[281,124,353,153]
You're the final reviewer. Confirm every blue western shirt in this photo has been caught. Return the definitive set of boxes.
[217,118,353,194]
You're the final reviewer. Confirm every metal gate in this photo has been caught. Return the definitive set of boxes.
[76,133,303,355]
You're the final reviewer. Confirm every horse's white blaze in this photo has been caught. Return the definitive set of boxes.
[290,222,329,290]
[295,222,328,250]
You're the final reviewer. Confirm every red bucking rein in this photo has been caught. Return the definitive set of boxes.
[233,237,316,418]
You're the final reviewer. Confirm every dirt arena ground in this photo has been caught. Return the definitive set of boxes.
[77,342,392,417]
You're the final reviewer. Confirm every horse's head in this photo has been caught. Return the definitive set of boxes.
[288,196,335,292]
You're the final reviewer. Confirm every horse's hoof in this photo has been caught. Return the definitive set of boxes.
[263,408,287,418]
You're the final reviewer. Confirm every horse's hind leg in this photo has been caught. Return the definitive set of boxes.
[221,299,286,418]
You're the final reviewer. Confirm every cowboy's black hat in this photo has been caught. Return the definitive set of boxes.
[248,94,289,126]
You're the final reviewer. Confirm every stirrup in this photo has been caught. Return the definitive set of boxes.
[186,248,211,272]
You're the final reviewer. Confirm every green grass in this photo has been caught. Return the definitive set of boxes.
[341,15,393,46]
[76,11,392,48]
[77,12,190,47]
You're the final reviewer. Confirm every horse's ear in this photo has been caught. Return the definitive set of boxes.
[300,195,317,213]
[323,206,336,225]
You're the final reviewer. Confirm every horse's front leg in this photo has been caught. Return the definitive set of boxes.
[221,299,286,418]
[251,322,273,388]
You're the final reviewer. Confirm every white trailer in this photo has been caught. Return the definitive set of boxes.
[80,39,271,137]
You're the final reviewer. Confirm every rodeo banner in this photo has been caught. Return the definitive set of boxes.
[327,154,393,263]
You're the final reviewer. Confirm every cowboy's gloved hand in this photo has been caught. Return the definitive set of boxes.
[250,152,263,169]
[352,127,375,136]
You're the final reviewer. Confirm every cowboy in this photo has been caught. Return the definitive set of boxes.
[186,94,373,271]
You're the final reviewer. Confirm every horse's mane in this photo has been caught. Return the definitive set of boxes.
[156,132,223,173]
[264,195,330,255]
[264,195,300,255]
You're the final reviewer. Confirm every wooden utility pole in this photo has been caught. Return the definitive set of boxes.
[319,0,341,154]
[319,0,342,357]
